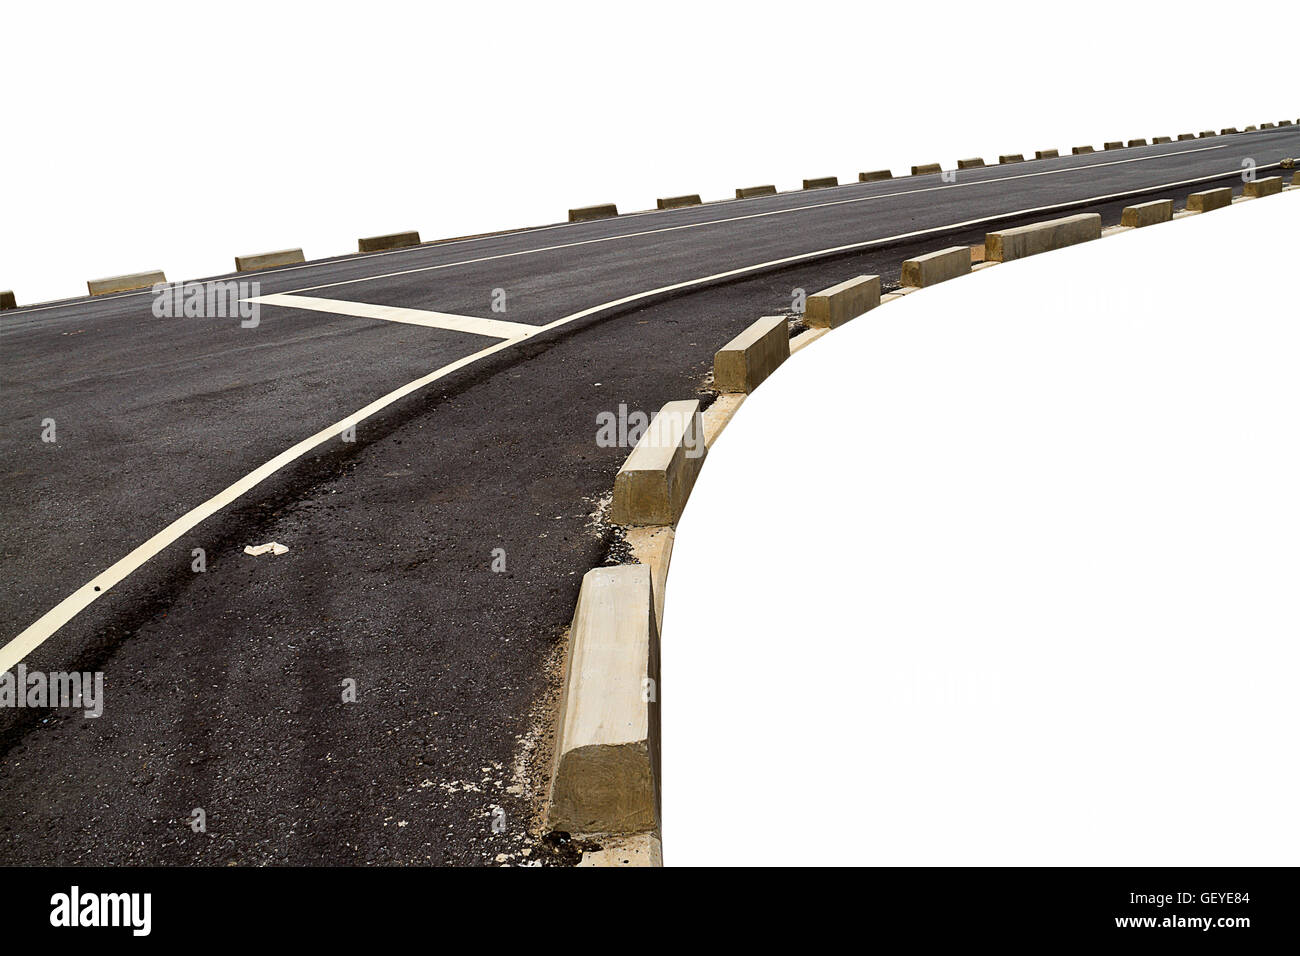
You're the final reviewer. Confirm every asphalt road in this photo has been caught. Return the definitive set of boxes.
[1,127,1297,864]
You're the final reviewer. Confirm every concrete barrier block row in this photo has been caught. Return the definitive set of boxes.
[985,213,1101,263]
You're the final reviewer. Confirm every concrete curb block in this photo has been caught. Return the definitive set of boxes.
[1035,149,1059,159]
[1104,141,1124,150]
[999,154,1025,164]
[1177,133,1196,141]
[911,163,942,176]
[957,158,985,169]
[1127,139,1148,148]
[610,400,707,527]
[0,291,16,311]
[805,275,881,329]
[87,271,166,296]
[1261,123,1276,130]
[803,176,838,189]
[358,231,420,252]
[1153,136,1172,144]
[1243,176,1283,198]
[235,248,305,272]
[569,204,618,223]
[1187,187,1232,212]
[900,246,971,288]
[657,194,702,210]
[545,564,660,836]
[1120,198,1174,228]
[1072,145,1096,154]
[1292,171,1300,187]
[859,170,893,182]
[985,213,1101,263]
[713,315,790,394]
[1198,130,1216,138]
[735,185,776,199]
[1221,128,1240,135]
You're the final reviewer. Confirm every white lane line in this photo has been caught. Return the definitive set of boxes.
[0,159,1282,673]
[249,293,540,340]
[2,140,1247,315]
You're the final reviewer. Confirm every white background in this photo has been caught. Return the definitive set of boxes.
[663,193,1300,865]
[2,0,1296,304]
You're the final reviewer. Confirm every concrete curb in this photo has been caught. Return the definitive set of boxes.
[859,170,893,182]
[805,275,881,329]
[713,315,790,394]
[1153,136,1172,144]
[657,194,702,210]
[736,185,776,199]
[1127,139,1148,148]
[358,231,420,253]
[1120,198,1174,228]
[803,176,838,189]
[1072,146,1095,154]
[610,400,708,527]
[911,163,942,176]
[87,271,166,296]
[999,154,1025,164]
[235,248,305,272]
[0,291,16,311]
[985,213,1101,263]
[569,204,618,223]
[545,564,660,836]
[900,246,972,288]
[1187,187,1233,212]
[1036,149,1060,159]
[957,158,985,169]
[1104,141,1124,150]
[1243,176,1283,198]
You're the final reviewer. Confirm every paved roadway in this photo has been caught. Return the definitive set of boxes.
[1,127,1297,864]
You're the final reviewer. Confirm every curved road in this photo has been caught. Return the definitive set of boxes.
[1,126,1297,864]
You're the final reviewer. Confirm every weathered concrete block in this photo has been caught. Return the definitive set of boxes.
[1104,141,1124,150]
[1072,145,1096,154]
[859,169,893,182]
[610,400,707,527]
[358,231,420,252]
[569,204,618,223]
[900,246,971,288]
[1186,187,1232,212]
[87,271,166,296]
[1261,123,1276,130]
[1281,120,1294,127]
[235,248,305,272]
[714,315,789,394]
[1221,128,1240,135]
[805,275,880,329]
[1198,130,1216,138]
[1120,199,1174,228]
[803,176,838,189]
[1035,148,1059,159]
[1127,139,1147,147]
[985,213,1101,263]
[1293,171,1300,187]
[1243,176,1283,198]
[1177,133,1196,141]
[0,290,16,310]
[1153,136,1172,144]
[547,565,659,836]
[656,194,701,210]
[735,185,776,199]
[999,154,1025,164]
[957,157,985,169]
[911,163,942,175]
[1244,125,1258,132]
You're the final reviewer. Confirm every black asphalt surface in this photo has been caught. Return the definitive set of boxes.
[1,127,1297,864]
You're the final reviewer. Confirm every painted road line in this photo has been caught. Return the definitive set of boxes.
[249,293,539,340]
[3,141,1248,315]
[0,161,1286,670]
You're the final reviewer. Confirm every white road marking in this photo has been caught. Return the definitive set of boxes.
[249,293,539,340]
[3,139,1260,315]
[0,160,1286,672]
